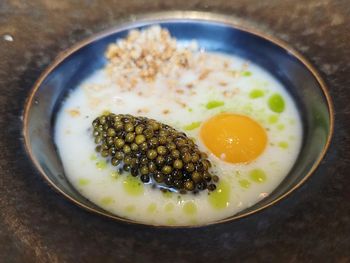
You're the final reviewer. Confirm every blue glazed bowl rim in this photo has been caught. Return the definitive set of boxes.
[23,11,334,228]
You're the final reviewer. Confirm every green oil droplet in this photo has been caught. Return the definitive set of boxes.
[165,203,174,212]
[268,115,279,124]
[125,205,136,213]
[123,175,144,196]
[268,93,285,113]
[242,104,254,114]
[101,197,114,205]
[184,121,201,131]
[167,218,176,225]
[239,179,251,189]
[234,170,242,178]
[147,203,157,213]
[183,201,197,215]
[242,71,252,77]
[206,100,225,109]
[249,89,264,99]
[278,141,289,149]
[277,124,285,130]
[78,178,90,186]
[208,180,231,209]
[162,191,173,199]
[189,219,198,225]
[102,110,111,115]
[188,108,193,112]
[90,154,97,161]
[249,169,267,183]
[96,160,107,170]
[110,171,120,179]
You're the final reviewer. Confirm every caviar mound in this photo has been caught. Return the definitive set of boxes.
[92,113,218,193]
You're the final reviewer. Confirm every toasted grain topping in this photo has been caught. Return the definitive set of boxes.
[198,69,211,80]
[67,109,80,117]
[175,89,184,94]
[186,83,194,89]
[137,108,150,114]
[105,26,197,89]
[228,70,240,78]
[223,90,233,98]
[175,100,187,108]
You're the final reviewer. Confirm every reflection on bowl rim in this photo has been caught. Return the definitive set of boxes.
[22,11,334,228]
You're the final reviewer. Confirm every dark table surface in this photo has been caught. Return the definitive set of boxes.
[1,0,349,262]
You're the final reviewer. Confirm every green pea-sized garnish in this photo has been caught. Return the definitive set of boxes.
[268,93,285,113]
[206,100,225,110]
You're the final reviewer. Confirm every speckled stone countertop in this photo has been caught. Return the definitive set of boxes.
[0,0,349,262]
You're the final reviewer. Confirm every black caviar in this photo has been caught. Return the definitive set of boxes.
[92,113,218,193]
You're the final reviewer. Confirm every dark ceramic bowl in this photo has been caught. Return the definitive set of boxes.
[23,12,333,227]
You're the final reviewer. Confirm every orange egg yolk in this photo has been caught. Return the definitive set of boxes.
[200,113,267,163]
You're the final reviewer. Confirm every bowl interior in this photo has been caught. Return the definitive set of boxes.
[24,19,332,224]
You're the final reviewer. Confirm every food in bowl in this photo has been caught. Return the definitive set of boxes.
[54,26,302,226]
[91,113,218,193]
